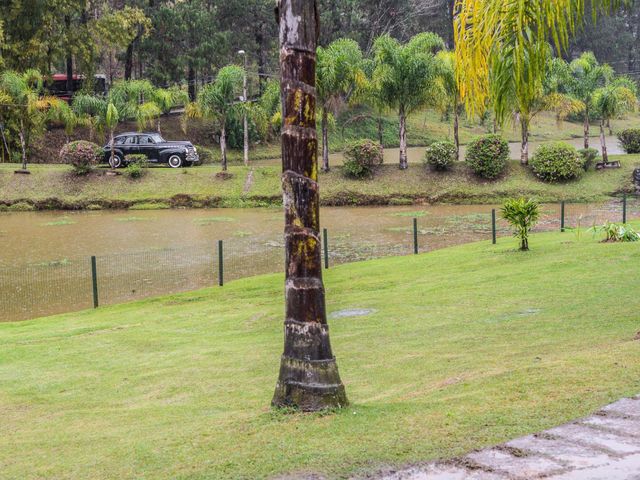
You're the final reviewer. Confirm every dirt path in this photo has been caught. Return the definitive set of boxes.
[377,395,640,480]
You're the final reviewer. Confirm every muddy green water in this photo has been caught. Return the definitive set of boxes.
[1,201,636,321]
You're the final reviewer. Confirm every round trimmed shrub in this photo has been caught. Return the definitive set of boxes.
[618,129,640,154]
[465,134,509,179]
[531,142,583,182]
[424,141,456,171]
[577,148,600,171]
[124,154,148,179]
[342,139,383,178]
[60,141,102,175]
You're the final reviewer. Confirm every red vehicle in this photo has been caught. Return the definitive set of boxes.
[46,74,107,102]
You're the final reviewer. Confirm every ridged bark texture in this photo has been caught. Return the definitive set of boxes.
[600,120,609,163]
[272,0,348,412]
[399,105,408,169]
[584,108,590,149]
[520,117,529,165]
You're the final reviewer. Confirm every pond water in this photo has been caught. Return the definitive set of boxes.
[254,136,623,166]
[1,201,637,322]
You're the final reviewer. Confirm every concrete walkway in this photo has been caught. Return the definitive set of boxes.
[379,396,640,480]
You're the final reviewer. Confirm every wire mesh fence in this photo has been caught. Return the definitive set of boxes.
[1,197,638,322]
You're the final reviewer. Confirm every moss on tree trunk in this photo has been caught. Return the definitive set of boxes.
[272,0,348,412]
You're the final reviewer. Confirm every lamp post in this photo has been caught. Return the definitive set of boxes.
[238,49,249,166]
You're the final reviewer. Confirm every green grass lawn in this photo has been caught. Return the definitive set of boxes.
[1,228,640,479]
[1,155,638,210]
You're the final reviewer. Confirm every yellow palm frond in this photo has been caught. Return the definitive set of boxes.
[454,0,624,116]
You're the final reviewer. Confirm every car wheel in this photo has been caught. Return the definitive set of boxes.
[109,154,123,169]
[168,155,183,168]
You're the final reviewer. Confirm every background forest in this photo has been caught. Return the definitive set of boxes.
[1,0,639,97]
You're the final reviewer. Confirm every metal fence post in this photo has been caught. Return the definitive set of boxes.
[492,209,497,244]
[560,201,565,233]
[413,218,418,254]
[623,194,627,224]
[323,228,329,269]
[218,240,224,286]
[90,256,99,308]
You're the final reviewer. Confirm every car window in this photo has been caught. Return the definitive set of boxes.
[114,137,126,145]
[139,136,154,144]
[124,136,137,145]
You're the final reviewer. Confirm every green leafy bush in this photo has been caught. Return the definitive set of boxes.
[501,198,540,251]
[589,221,640,242]
[60,141,102,175]
[530,142,583,182]
[424,141,456,171]
[342,139,383,178]
[577,148,600,171]
[465,134,508,179]
[618,129,640,154]
[124,154,148,179]
[196,146,215,165]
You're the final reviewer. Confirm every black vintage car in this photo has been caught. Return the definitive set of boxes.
[103,132,199,168]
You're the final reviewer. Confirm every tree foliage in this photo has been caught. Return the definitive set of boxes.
[501,198,540,251]
[454,0,626,116]
[371,32,445,168]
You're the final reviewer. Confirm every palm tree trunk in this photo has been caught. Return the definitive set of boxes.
[584,107,590,149]
[607,118,613,136]
[272,0,347,412]
[110,129,115,167]
[600,119,609,164]
[220,125,227,171]
[399,104,408,170]
[453,106,460,161]
[321,108,329,172]
[520,117,529,165]
[19,120,27,170]
[0,124,9,163]
[377,116,384,151]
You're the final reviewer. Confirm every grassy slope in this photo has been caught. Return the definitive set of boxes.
[31,110,640,165]
[330,109,640,152]
[1,155,638,209]
[1,229,640,479]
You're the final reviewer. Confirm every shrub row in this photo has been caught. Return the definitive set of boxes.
[343,134,605,184]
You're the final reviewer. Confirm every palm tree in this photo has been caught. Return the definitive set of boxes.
[184,65,244,171]
[72,94,108,142]
[46,99,79,144]
[151,87,188,134]
[316,38,364,172]
[372,33,445,170]
[272,0,348,411]
[105,103,120,168]
[434,51,463,160]
[454,0,625,134]
[593,79,637,164]
[502,198,540,251]
[563,52,614,149]
[492,49,584,165]
[0,69,63,172]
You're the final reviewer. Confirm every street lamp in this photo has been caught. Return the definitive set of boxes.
[238,49,249,166]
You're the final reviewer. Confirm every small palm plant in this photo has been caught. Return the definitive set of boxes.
[501,198,540,251]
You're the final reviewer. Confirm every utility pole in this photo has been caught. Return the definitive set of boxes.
[238,49,249,166]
